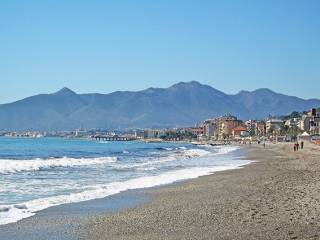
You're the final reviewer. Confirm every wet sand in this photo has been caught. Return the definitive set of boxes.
[85,142,320,240]
[0,190,148,240]
[2,142,320,240]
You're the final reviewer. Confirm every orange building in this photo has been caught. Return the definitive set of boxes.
[232,125,248,137]
[217,115,241,139]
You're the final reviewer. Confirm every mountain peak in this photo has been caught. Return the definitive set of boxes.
[253,88,276,94]
[53,87,77,96]
[237,88,276,95]
[168,81,227,98]
[170,81,202,88]
[1,82,319,131]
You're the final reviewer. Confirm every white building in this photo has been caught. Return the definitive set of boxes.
[298,115,312,132]
[266,119,284,133]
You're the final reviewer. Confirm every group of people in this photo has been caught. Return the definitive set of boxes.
[294,141,304,151]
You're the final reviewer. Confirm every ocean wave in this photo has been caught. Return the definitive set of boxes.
[112,156,177,171]
[156,147,173,151]
[0,156,117,174]
[0,163,250,225]
[112,148,211,171]
[178,149,211,158]
[213,145,240,155]
[0,144,245,225]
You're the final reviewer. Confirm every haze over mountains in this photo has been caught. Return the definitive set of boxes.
[0,81,319,131]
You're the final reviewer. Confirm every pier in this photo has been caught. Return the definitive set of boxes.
[93,135,137,141]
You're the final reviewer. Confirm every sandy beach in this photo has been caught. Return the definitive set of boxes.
[2,142,320,240]
[84,142,320,240]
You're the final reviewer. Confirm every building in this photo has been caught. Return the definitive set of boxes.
[245,120,266,137]
[266,119,284,133]
[284,118,299,128]
[309,108,320,135]
[232,125,249,138]
[143,129,166,139]
[256,121,266,136]
[217,115,241,140]
[202,119,218,139]
[298,115,312,132]
[187,127,204,137]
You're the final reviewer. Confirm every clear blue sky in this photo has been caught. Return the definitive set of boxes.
[1,0,320,103]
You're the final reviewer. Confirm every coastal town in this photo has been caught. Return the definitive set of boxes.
[142,107,320,144]
[1,107,319,145]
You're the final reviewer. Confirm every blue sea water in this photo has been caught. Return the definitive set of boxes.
[0,137,249,225]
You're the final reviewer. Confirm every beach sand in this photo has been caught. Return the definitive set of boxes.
[0,190,148,240]
[2,142,320,240]
[84,142,320,240]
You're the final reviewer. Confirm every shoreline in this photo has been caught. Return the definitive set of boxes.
[2,142,320,239]
[84,142,320,240]
[0,189,149,240]
[0,146,247,227]
[0,145,248,238]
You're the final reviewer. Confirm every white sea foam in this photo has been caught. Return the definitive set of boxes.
[113,148,211,171]
[115,146,239,172]
[0,162,250,225]
[113,156,177,171]
[0,156,117,174]
[179,149,211,158]
[163,147,173,151]
[207,145,241,155]
[0,145,246,225]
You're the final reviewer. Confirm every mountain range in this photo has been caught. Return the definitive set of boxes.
[0,81,319,131]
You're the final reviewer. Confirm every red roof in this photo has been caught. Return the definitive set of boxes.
[233,126,247,131]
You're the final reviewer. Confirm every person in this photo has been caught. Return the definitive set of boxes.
[263,142,266,148]
[296,142,300,151]
[301,141,304,149]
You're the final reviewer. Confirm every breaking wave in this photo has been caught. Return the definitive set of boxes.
[0,163,250,225]
[0,156,117,174]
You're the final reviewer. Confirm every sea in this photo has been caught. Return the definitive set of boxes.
[0,137,250,225]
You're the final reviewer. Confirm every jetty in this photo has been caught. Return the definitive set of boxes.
[92,135,137,141]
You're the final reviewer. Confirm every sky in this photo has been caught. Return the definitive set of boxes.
[1,0,320,103]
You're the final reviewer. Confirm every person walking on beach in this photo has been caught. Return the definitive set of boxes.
[301,141,304,149]
[296,142,300,151]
